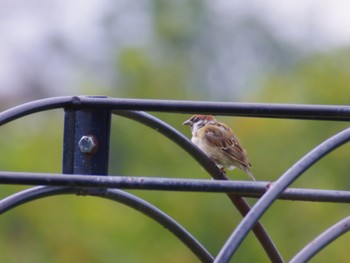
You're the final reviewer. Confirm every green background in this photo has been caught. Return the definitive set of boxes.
[0,1,349,262]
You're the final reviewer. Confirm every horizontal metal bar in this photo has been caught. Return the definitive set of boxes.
[89,97,350,121]
[0,172,349,203]
[1,96,350,127]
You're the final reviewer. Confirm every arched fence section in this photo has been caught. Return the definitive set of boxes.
[0,96,349,263]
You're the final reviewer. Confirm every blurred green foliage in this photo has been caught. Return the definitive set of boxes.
[1,49,350,262]
[1,2,350,263]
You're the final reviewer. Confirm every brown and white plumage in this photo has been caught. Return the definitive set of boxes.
[183,115,255,180]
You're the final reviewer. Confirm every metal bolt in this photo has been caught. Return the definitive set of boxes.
[78,135,98,154]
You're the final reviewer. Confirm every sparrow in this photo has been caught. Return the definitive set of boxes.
[183,115,255,180]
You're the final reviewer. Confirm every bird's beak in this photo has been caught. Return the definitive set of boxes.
[182,119,192,126]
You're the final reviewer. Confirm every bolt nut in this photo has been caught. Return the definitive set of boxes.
[78,135,98,154]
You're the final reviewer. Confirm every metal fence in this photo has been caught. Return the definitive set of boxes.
[0,96,349,263]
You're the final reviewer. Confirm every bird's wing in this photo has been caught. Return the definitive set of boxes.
[202,123,251,168]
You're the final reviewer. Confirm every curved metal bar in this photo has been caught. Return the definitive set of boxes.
[1,96,350,127]
[102,189,214,262]
[0,96,74,126]
[113,110,283,263]
[214,127,350,262]
[0,186,213,262]
[0,186,76,214]
[113,110,223,178]
[290,216,350,263]
[0,172,349,203]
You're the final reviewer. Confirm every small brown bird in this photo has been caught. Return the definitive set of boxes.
[183,115,255,180]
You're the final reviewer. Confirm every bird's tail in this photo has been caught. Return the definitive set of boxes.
[244,168,256,181]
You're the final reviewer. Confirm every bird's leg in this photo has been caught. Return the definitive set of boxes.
[219,167,226,176]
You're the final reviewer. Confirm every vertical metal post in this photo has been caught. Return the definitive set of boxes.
[62,105,111,178]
